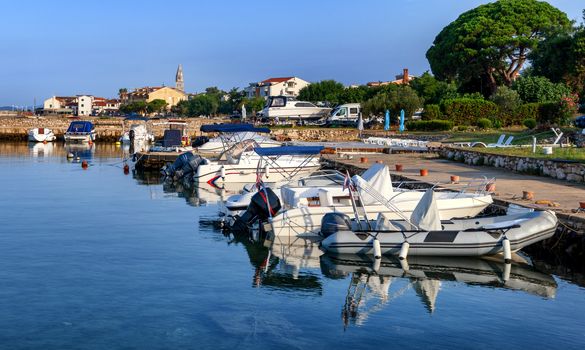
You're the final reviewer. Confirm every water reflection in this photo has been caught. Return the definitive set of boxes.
[28,142,54,158]
[321,254,557,328]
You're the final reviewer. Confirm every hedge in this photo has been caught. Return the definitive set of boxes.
[406,119,453,131]
[440,98,498,125]
[422,104,441,120]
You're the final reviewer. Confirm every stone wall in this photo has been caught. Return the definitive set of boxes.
[0,116,361,142]
[271,128,359,142]
[440,147,585,183]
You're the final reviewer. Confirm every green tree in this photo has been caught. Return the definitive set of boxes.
[409,72,458,105]
[240,97,265,114]
[147,99,168,114]
[490,86,522,125]
[362,85,422,119]
[530,11,585,100]
[119,101,148,115]
[186,94,218,117]
[512,76,572,103]
[298,80,345,104]
[426,0,571,94]
[336,86,369,104]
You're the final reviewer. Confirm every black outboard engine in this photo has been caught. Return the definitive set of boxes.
[129,129,135,142]
[191,136,209,148]
[320,213,352,238]
[162,152,204,181]
[230,187,281,233]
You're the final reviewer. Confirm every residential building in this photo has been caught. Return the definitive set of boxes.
[367,68,416,87]
[77,95,93,116]
[126,86,187,109]
[125,64,188,109]
[42,95,120,116]
[245,77,310,99]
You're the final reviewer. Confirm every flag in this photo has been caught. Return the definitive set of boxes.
[342,171,354,192]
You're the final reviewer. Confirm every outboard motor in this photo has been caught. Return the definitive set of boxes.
[162,152,203,181]
[191,136,209,148]
[320,213,352,238]
[230,187,281,233]
[129,129,135,142]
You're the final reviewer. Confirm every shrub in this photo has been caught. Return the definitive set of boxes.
[440,98,498,125]
[492,119,502,129]
[456,125,468,131]
[422,104,441,120]
[476,118,493,129]
[406,119,453,131]
[523,118,537,129]
[514,103,540,125]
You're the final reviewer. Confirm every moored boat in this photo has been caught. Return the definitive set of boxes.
[319,189,558,259]
[64,121,96,143]
[27,127,56,142]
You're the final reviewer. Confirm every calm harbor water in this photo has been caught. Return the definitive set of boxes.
[0,142,584,349]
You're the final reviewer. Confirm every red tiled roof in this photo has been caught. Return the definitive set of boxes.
[93,101,107,106]
[261,77,294,84]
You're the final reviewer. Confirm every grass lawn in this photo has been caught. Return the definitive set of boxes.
[469,146,585,162]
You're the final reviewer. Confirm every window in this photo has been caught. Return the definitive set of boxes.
[336,107,347,116]
[349,107,358,114]
[270,97,286,107]
[287,82,295,87]
[81,104,84,107]
[295,102,316,108]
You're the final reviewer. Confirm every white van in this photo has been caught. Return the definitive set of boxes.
[326,103,361,126]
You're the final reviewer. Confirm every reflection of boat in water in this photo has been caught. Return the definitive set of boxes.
[199,218,323,294]
[270,237,323,279]
[321,254,557,327]
[65,143,95,160]
[29,142,55,157]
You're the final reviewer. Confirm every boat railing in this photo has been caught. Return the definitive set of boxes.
[393,176,494,196]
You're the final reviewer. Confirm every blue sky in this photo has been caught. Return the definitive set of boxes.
[0,0,583,105]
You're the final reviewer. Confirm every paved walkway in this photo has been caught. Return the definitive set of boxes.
[322,153,585,227]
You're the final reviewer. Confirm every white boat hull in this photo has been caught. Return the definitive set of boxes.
[27,128,56,142]
[64,131,96,143]
[270,194,493,237]
[321,210,557,257]
[195,163,320,186]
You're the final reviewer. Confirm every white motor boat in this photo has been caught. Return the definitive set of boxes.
[64,121,96,143]
[149,120,192,153]
[28,127,56,142]
[230,164,493,237]
[319,188,557,259]
[260,96,331,124]
[196,123,281,157]
[120,117,155,144]
[163,141,323,185]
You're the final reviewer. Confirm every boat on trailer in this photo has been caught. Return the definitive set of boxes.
[319,186,557,260]
[28,127,56,142]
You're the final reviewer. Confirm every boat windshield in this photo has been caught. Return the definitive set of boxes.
[218,139,259,161]
[268,96,286,107]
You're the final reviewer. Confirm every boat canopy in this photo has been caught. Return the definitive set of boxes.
[254,145,324,156]
[200,123,270,133]
[66,121,94,133]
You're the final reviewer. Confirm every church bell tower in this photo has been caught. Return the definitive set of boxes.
[175,64,184,92]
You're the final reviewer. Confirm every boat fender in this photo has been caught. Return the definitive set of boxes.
[220,166,225,180]
[503,261,511,282]
[373,238,382,259]
[502,238,512,264]
[399,258,409,272]
[399,242,410,260]
[67,153,74,159]
[372,257,381,273]
[264,164,270,178]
